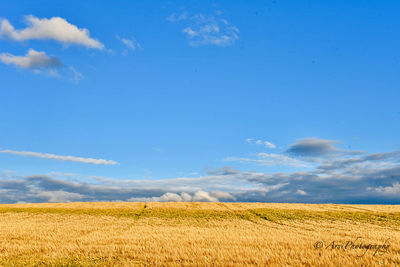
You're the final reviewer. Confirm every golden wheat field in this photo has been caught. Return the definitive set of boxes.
[0,202,399,266]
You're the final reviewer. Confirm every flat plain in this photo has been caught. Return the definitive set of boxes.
[0,202,399,266]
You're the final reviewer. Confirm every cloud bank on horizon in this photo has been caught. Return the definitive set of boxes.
[1,137,399,204]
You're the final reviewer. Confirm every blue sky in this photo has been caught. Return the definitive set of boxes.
[0,0,399,203]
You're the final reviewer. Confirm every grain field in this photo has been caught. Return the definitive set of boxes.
[0,202,399,266]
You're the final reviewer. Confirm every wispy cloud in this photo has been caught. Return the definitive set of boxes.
[69,66,84,83]
[167,12,189,22]
[226,153,310,168]
[168,12,239,46]
[0,15,104,49]
[0,149,117,165]
[117,35,141,51]
[246,138,276,149]
[116,35,142,56]
[0,49,63,74]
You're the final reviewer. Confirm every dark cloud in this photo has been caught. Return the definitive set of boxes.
[0,175,238,204]
[241,165,400,204]
[0,175,164,203]
[286,137,362,158]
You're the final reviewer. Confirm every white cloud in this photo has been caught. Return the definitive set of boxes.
[246,138,276,149]
[263,141,276,149]
[0,149,117,165]
[296,189,308,196]
[128,191,226,202]
[0,49,63,73]
[192,190,219,202]
[367,183,400,195]
[0,15,104,49]
[167,12,189,22]
[169,12,239,47]
[180,192,193,202]
[154,192,184,202]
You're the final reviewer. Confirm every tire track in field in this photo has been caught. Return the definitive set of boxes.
[69,203,148,244]
[216,202,283,230]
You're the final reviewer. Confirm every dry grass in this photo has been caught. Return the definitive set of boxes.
[0,202,399,266]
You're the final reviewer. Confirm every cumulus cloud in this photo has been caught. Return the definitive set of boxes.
[367,183,400,195]
[191,191,217,202]
[209,190,236,201]
[168,12,239,46]
[128,192,191,202]
[0,49,63,73]
[0,149,117,165]
[246,138,276,149]
[154,192,186,202]
[0,16,104,49]
[129,191,233,202]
